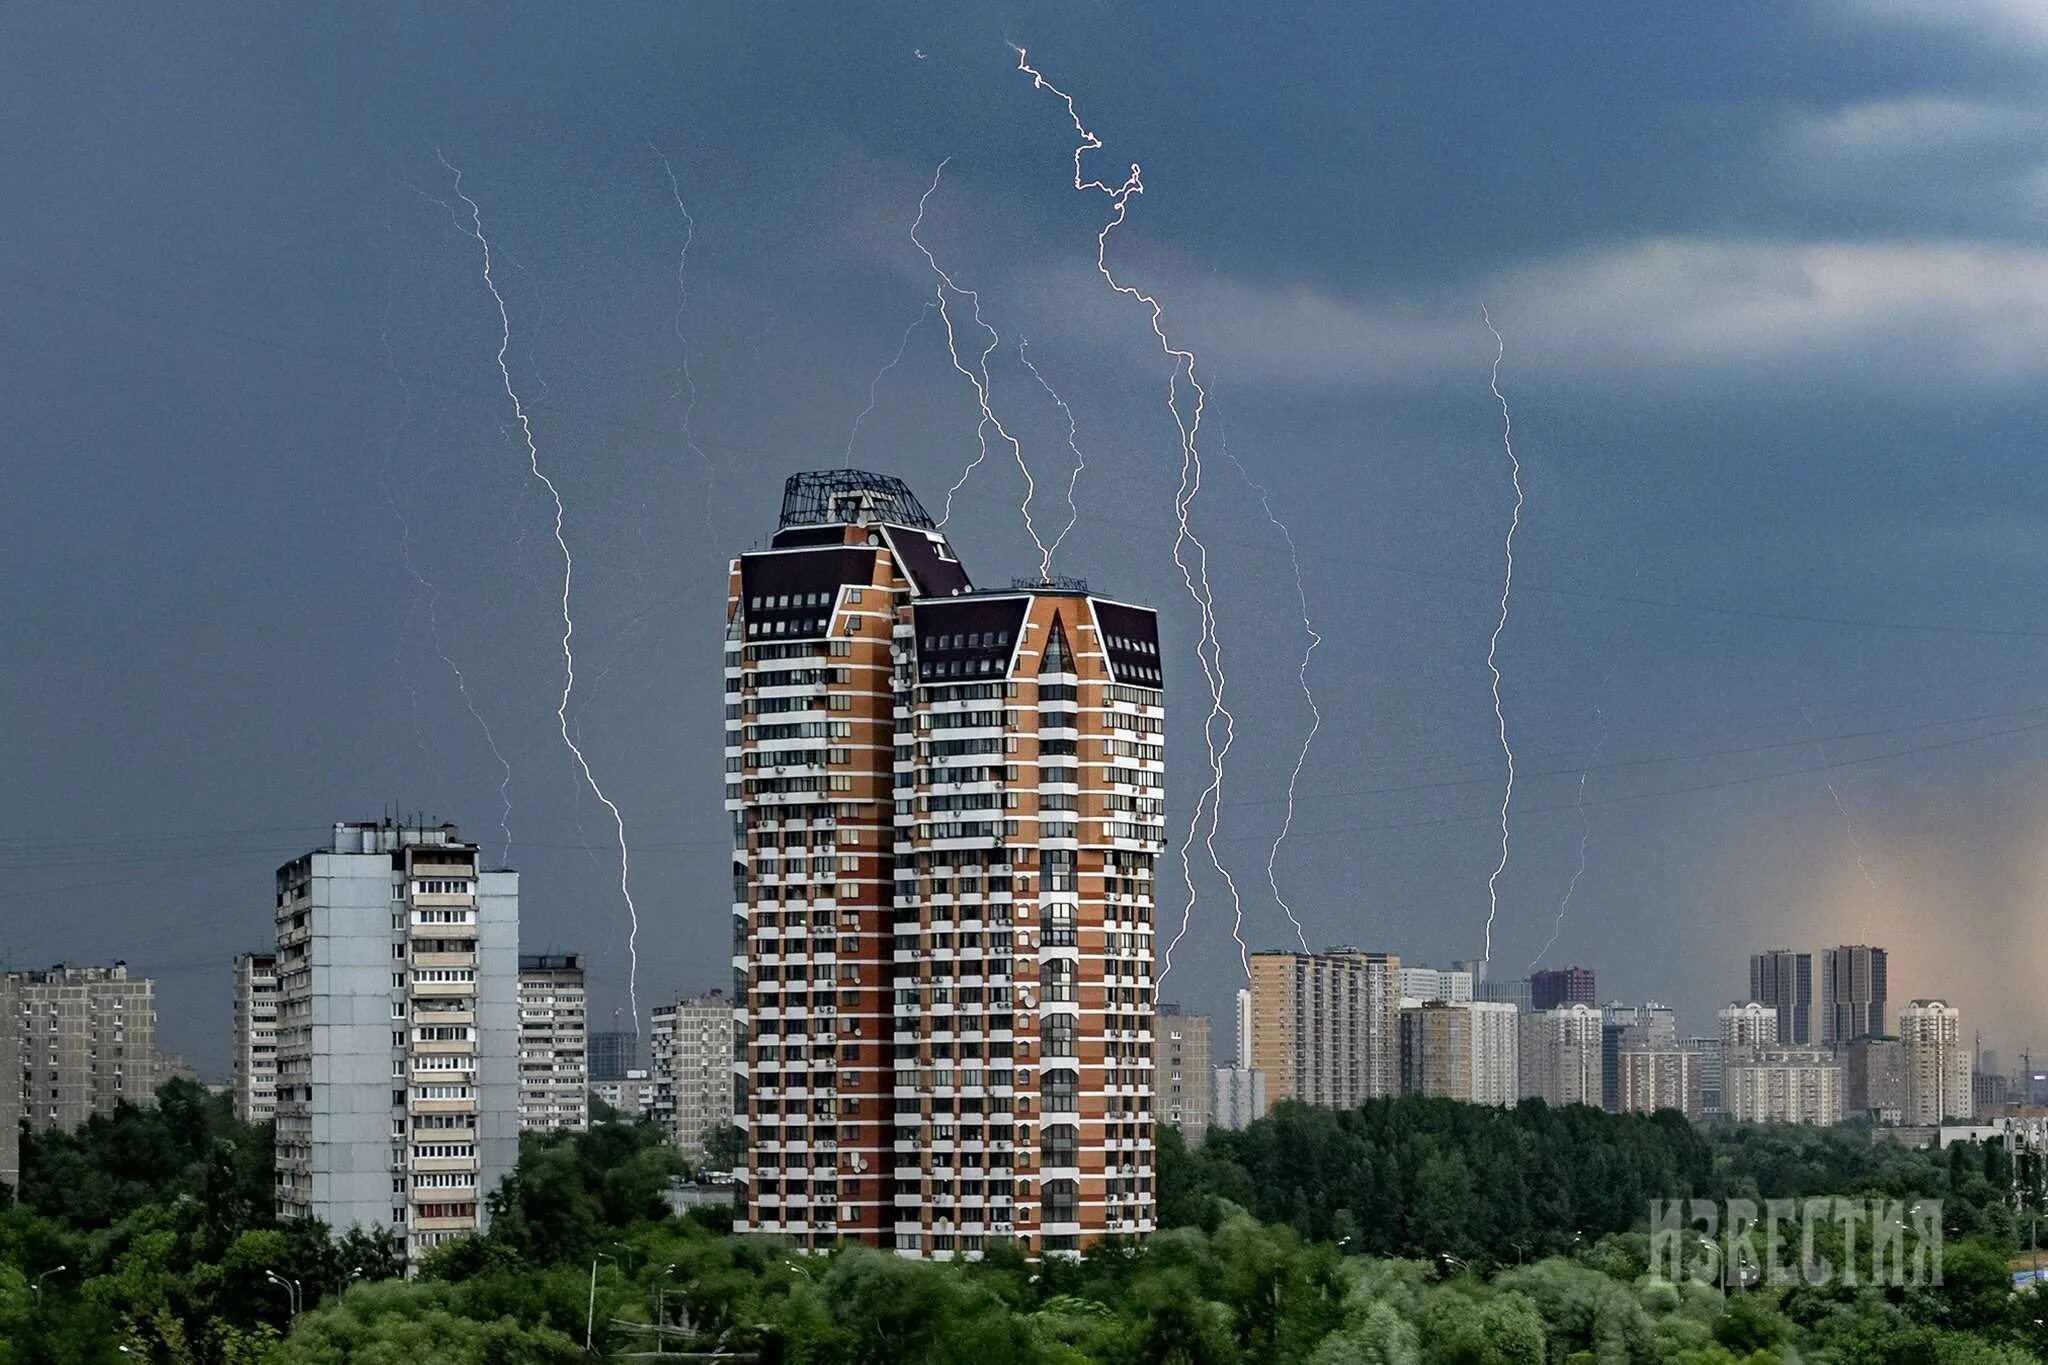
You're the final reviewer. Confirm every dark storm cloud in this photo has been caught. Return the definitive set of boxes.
[6,1,2048,1071]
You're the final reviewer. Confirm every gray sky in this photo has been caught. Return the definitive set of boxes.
[7,2,2048,1076]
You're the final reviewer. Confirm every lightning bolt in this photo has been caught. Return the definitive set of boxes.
[647,140,717,538]
[1015,338,1086,574]
[1531,692,1609,970]
[1221,436,1316,954]
[1014,49,1246,981]
[845,301,934,462]
[1804,706,1881,932]
[436,150,644,1033]
[1480,304,1522,966]
[906,159,1049,575]
[378,272,513,863]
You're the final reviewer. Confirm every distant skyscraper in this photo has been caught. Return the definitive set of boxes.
[650,990,735,1158]
[1519,1004,1603,1106]
[273,820,518,1258]
[231,951,280,1123]
[1529,966,1596,1011]
[587,1029,641,1082]
[1749,949,1813,1046]
[1248,949,1402,1108]
[1899,999,1971,1124]
[517,954,587,1132]
[727,471,1163,1257]
[1820,945,1887,1046]
[1154,1006,1212,1145]
[1,963,159,1191]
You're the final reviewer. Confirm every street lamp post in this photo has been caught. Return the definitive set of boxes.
[32,1265,67,1300]
[586,1251,618,1353]
[655,1263,680,1357]
[263,1270,302,1325]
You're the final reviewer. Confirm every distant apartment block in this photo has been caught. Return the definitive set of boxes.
[1686,1036,1725,1119]
[517,954,587,1132]
[1601,1002,1677,1111]
[1519,1004,1603,1107]
[1529,966,1596,1012]
[1248,949,1401,1108]
[1154,1005,1212,1145]
[1477,976,1533,1012]
[1213,1067,1268,1131]
[1899,999,1972,1125]
[650,990,734,1157]
[593,1068,654,1118]
[1820,944,1888,1046]
[232,951,280,1123]
[1721,1046,1843,1126]
[0,963,158,1190]
[1749,949,1813,1046]
[1398,967,1474,1003]
[1399,999,1518,1106]
[272,820,518,1259]
[1845,1035,1905,1123]
[1717,1001,1779,1050]
[1614,1047,1704,1120]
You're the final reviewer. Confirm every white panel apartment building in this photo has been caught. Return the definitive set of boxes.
[517,954,588,1132]
[650,990,735,1157]
[232,952,280,1123]
[273,821,518,1258]
[1722,1047,1844,1125]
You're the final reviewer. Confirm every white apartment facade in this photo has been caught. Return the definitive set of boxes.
[1722,1046,1844,1126]
[1900,999,1972,1125]
[1718,1001,1780,1050]
[232,951,280,1123]
[272,821,518,1258]
[651,990,735,1158]
[517,954,588,1132]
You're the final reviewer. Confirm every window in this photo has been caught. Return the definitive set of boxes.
[1041,1067,1079,1113]
[1040,1015,1077,1057]
[1043,1177,1078,1223]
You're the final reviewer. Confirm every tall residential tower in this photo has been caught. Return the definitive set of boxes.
[231,951,280,1123]
[727,471,1162,1258]
[272,821,518,1258]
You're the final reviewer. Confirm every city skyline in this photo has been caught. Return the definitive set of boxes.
[9,3,2048,1087]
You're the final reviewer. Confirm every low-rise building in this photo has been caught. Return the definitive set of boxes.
[1154,1006,1212,1145]
[1213,1066,1268,1130]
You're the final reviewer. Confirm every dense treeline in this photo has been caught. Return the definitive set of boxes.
[1162,1099,2026,1263]
[4,1085,2045,1362]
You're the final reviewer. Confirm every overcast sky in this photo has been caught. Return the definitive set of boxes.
[8,2,2048,1076]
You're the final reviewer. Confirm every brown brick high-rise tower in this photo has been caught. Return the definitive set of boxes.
[727,470,1162,1258]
